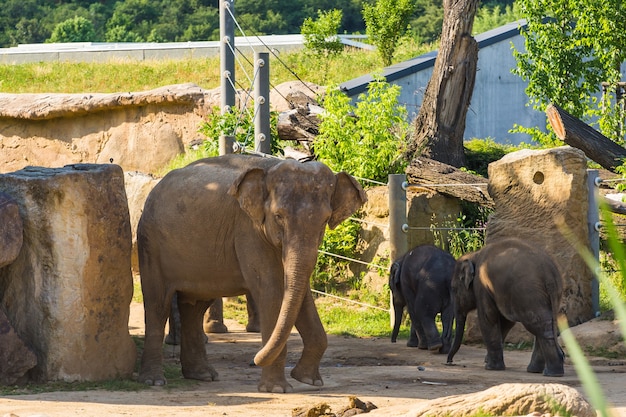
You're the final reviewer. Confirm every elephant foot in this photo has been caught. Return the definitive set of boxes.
[138,367,167,386]
[164,332,180,346]
[258,375,294,393]
[540,364,564,377]
[246,322,260,333]
[407,340,420,348]
[526,362,544,374]
[182,364,219,382]
[485,362,506,371]
[428,341,443,354]
[291,363,323,387]
[204,320,228,334]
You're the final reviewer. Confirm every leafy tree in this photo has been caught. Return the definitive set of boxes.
[362,0,415,66]
[48,16,96,43]
[473,2,523,35]
[513,0,626,144]
[410,0,443,43]
[302,9,343,57]
[301,9,344,83]
[315,76,409,183]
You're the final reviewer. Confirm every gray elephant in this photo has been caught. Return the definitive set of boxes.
[447,237,565,376]
[137,154,367,392]
[389,245,454,353]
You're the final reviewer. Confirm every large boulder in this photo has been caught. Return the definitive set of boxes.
[0,308,37,385]
[0,164,136,382]
[401,383,595,417]
[0,192,23,268]
[486,146,594,326]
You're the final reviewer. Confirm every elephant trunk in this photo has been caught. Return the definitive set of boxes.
[447,310,466,363]
[253,244,314,367]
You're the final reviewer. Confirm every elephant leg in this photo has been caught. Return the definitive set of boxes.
[405,295,428,349]
[417,309,444,354]
[478,309,506,370]
[203,297,229,333]
[292,290,326,387]
[407,321,420,347]
[165,292,181,345]
[255,288,291,393]
[179,299,218,382]
[245,292,261,333]
[525,319,564,377]
[139,291,171,386]
[439,306,454,354]
[500,318,515,343]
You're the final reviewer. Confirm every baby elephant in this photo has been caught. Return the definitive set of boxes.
[389,245,455,353]
[447,237,565,376]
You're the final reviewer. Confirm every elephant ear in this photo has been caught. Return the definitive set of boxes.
[328,172,367,229]
[228,168,267,226]
[460,259,476,289]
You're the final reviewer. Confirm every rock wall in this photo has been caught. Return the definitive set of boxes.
[0,164,136,382]
[486,146,594,325]
[0,83,219,175]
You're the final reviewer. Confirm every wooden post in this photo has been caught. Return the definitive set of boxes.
[388,173,408,328]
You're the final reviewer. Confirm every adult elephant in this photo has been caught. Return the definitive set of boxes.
[389,245,454,353]
[138,154,366,392]
[447,237,565,376]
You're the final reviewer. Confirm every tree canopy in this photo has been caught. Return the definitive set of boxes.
[0,0,514,49]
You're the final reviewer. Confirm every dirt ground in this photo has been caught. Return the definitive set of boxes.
[2,302,625,417]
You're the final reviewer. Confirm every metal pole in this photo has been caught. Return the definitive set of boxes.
[254,51,271,155]
[220,0,235,114]
[587,169,601,317]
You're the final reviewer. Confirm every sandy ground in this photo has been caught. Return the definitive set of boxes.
[1,302,625,417]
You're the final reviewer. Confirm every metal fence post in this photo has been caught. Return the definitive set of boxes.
[587,169,601,317]
[254,51,271,155]
[220,0,235,114]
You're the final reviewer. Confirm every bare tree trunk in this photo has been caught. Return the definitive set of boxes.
[406,0,480,168]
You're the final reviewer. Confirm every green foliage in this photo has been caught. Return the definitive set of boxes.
[409,0,443,43]
[463,138,518,177]
[312,219,362,293]
[472,2,523,35]
[48,16,96,43]
[362,0,415,66]
[301,9,344,84]
[316,76,409,183]
[197,105,283,157]
[301,9,344,57]
[513,0,626,144]
[431,209,489,259]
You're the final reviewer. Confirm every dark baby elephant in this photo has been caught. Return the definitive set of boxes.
[137,154,366,392]
[389,245,455,353]
[447,237,565,376]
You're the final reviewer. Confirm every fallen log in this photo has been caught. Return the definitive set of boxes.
[406,157,493,207]
[546,103,626,172]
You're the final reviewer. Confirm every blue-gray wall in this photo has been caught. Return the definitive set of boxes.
[339,20,546,145]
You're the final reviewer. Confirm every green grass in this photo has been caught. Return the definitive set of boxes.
[0,40,434,94]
